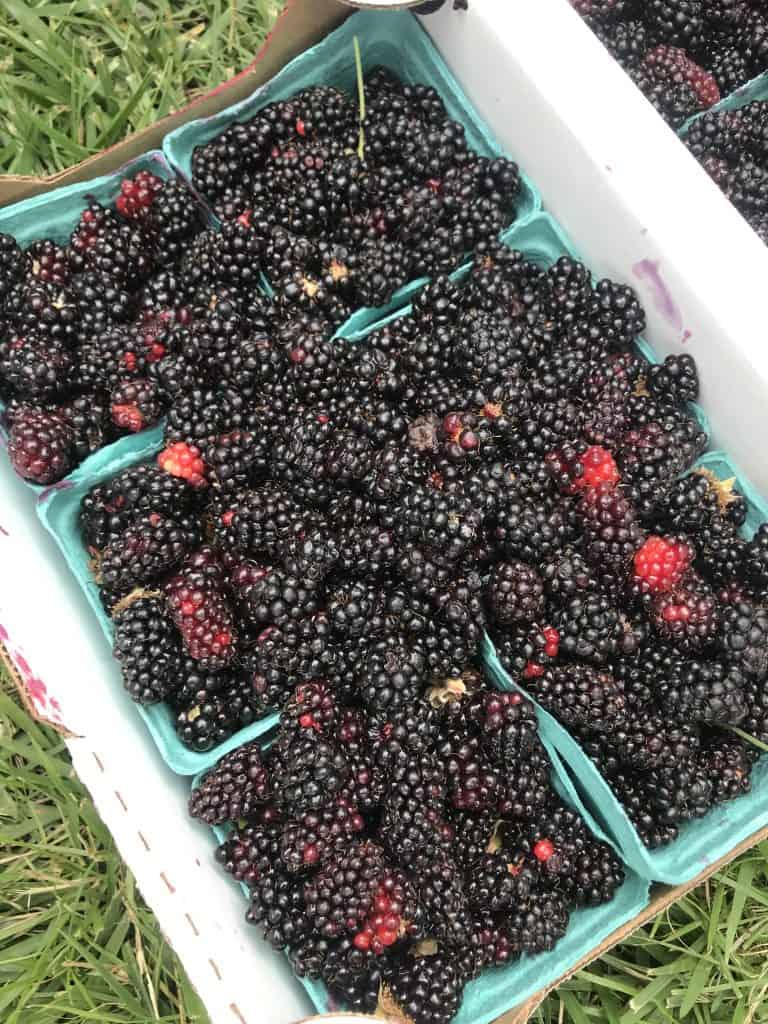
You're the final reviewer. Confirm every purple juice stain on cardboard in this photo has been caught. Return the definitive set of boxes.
[632,259,685,334]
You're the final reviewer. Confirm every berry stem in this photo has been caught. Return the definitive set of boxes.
[727,725,768,756]
[353,35,366,161]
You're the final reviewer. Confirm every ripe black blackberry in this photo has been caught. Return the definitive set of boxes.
[385,954,467,1024]
[498,744,553,819]
[215,817,281,887]
[628,64,702,128]
[610,771,681,848]
[619,416,708,514]
[613,710,701,771]
[656,470,747,533]
[0,335,73,402]
[212,484,315,559]
[0,232,24,304]
[527,664,627,732]
[164,386,254,448]
[396,484,484,566]
[644,0,707,54]
[243,567,319,628]
[407,847,474,951]
[280,796,364,873]
[112,593,185,704]
[650,578,720,652]
[203,429,269,494]
[282,527,340,587]
[288,934,336,980]
[4,279,80,347]
[169,658,230,714]
[578,482,643,573]
[175,688,244,752]
[648,353,699,403]
[485,560,545,626]
[440,732,501,812]
[654,655,747,724]
[321,939,383,1014]
[701,732,753,803]
[453,309,525,382]
[554,593,645,665]
[271,735,349,816]
[59,392,117,463]
[323,429,375,484]
[494,495,576,565]
[368,700,441,773]
[541,549,598,600]
[188,741,271,824]
[302,840,388,939]
[513,802,625,906]
[357,634,428,712]
[464,851,533,912]
[270,409,335,507]
[98,513,199,594]
[244,612,336,711]
[328,579,383,640]
[743,523,768,591]
[505,891,570,956]
[80,463,199,548]
[719,601,768,681]
[77,325,147,391]
[471,689,540,766]
[282,680,339,739]
[247,863,311,950]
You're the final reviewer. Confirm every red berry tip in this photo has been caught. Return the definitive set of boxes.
[533,839,555,862]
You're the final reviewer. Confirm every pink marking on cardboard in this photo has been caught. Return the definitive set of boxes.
[0,524,8,536]
[0,623,8,642]
[682,329,692,344]
[632,259,684,332]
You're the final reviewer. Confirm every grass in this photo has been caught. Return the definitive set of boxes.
[1,2,768,1022]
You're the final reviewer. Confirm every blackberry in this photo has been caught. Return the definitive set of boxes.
[701,732,752,803]
[0,232,24,304]
[628,64,702,128]
[282,527,340,587]
[188,741,271,824]
[743,679,768,745]
[168,658,230,712]
[610,771,681,848]
[288,935,335,980]
[98,512,198,594]
[650,579,720,652]
[60,392,117,462]
[109,378,164,433]
[493,622,561,680]
[719,601,768,681]
[243,567,319,628]
[175,689,243,752]
[396,484,484,565]
[204,429,268,494]
[0,335,73,402]
[272,735,349,816]
[744,523,768,591]
[541,549,598,601]
[618,417,708,512]
[247,864,311,950]
[280,796,364,873]
[450,809,498,873]
[368,701,441,771]
[656,470,746,533]
[554,593,645,664]
[282,680,339,739]
[472,689,540,767]
[644,0,708,54]
[498,744,553,819]
[528,664,627,731]
[78,325,147,390]
[408,849,474,950]
[578,482,643,573]
[613,710,701,771]
[464,851,533,912]
[485,561,545,625]
[215,820,281,888]
[328,579,383,639]
[80,463,199,548]
[505,891,570,956]
[385,954,466,1024]
[165,563,236,668]
[512,802,625,905]
[647,353,699,403]
[302,841,389,939]
[7,406,75,484]
[654,655,747,724]
[212,485,313,559]
[440,733,501,812]
[244,613,336,710]
[494,496,576,564]
[270,409,335,507]
[112,593,185,704]
[357,634,428,712]
[321,939,383,1014]
[164,386,255,448]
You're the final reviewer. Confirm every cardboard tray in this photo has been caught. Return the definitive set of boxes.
[4,1,768,1022]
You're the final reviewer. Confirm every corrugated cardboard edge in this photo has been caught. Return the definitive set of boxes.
[0,0,350,207]
[0,640,77,737]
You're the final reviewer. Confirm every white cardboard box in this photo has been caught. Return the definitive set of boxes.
[2,2,768,1022]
